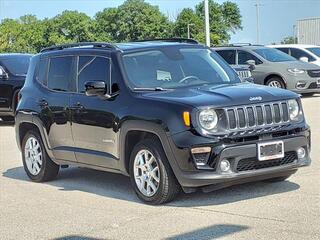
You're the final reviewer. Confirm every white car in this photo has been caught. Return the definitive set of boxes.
[268,44,320,66]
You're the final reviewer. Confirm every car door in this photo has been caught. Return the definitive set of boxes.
[39,56,77,162]
[70,54,119,169]
[237,50,265,85]
[0,64,13,112]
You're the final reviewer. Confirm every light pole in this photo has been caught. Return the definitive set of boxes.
[254,0,261,44]
[204,0,210,46]
[187,23,195,39]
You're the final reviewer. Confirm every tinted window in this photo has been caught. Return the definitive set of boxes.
[123,48,240,89]
[277,48,289,54]
[0,55,32,75]
[216,50,236,64]
[290,48,315,62]
[36,58,48,85]
[48,57,74,92]
[306,47,320,57]
[77,56,110,93]
[254,48,296,62]
[238,50,262,65]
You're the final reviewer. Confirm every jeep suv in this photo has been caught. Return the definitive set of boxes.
[0,53,33,122]
[15,40,311,204]
[214,45,320,95]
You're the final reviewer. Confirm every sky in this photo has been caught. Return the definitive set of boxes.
[0,0,319,45]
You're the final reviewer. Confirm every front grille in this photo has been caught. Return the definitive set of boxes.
[236,151,297,172]
[225,101,290,132]
[307,69,320,78]
[237,70,252,80]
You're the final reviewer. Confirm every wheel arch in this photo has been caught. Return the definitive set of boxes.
[15,112,55,161]
[264,74,287,88]
[119,120,180,177]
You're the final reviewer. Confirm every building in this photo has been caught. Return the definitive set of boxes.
[297,17,320,45]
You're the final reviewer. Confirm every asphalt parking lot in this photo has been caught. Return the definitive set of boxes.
[0,96,319,240]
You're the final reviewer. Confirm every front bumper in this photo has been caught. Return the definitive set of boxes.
[289,78,320,93]
[168,131,311,188]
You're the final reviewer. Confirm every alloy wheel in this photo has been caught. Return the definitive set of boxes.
[133,149,160,197]
[268,80,282,88]
[24,137,43,175]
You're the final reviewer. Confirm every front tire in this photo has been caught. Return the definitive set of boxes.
[22,130,59,182]
[266,77,285,88]
[129,139,180,204]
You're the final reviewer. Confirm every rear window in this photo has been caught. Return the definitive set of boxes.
[47,57,74,92]
[216,50,236,64]
[0,55,32,76]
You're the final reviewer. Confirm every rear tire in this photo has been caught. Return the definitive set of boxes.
[22,130,59,182]
[129,138,180,205]
[266,77,285,88]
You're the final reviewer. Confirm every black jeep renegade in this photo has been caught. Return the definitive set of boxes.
[15,39,311,204]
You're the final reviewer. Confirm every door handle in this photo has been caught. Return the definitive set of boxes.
[38,99,48,107]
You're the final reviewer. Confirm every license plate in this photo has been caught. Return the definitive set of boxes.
[258,141,284,161]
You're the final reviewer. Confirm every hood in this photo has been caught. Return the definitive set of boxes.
[139,83,298,108]
[275,60,320,70]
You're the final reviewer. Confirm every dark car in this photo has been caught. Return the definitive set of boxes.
[0,53,33,122]
[15,40,311,204]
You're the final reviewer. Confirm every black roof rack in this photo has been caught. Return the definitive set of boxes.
[134,38,199,44]
[215,43,264,47]
[40,42,119,53]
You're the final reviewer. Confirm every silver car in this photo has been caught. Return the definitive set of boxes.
[214,45,320,95]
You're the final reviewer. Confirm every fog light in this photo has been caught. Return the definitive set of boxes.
[220,159,231,172]
[297,147,306,159]
[296,81,307,89]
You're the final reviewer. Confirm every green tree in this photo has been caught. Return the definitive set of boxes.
[281,36,296,44]
[45,10,94,46]
[0,15,46,53]
[94,0,172,42]
[173,8,203,39]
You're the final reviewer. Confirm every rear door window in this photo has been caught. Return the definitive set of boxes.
[48,56,75,92]
[77,56,110,94]
[216,50,236,64]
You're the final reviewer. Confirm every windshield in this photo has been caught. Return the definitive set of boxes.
[122,47,240,90]
[253,48,297,62]
[0,55,32,75]
[307,47,320,57]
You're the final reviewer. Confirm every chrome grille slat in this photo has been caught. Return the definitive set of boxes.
[225,101,291,133]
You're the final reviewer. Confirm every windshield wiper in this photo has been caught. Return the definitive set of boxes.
[133,87,170,91]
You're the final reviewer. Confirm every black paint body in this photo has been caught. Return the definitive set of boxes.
[15,42,311,190]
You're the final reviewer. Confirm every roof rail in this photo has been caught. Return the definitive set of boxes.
[215,43,264,47]
[134,38,199,44]
[40,42,119,53]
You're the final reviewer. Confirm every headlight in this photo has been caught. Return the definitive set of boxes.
[198,109,218,131]
[288,99,300,120]
[287,68,305,74]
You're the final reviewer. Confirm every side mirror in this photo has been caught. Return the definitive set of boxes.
[85,81,107,97]
[246,60,256,71]
[299,57,308,63]
[0,66,8,79]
